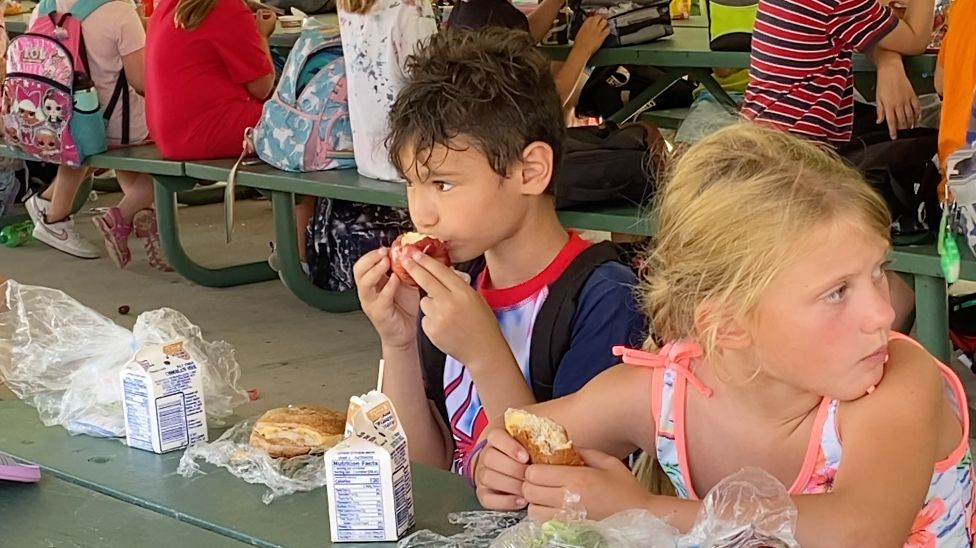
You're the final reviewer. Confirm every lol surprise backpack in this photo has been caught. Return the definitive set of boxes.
[1,0,129,167]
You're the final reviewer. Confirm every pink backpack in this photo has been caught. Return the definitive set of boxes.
[1,0,129,166]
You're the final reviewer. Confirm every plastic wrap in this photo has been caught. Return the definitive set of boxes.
[177,417,338,504]
[0,280,248,437]
[402,468,798,548]
[680,468,800,548]
[398,512,526,547]
[491,508,679,548]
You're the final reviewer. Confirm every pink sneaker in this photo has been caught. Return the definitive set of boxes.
[93,207,132,268]
[132,209,174,272]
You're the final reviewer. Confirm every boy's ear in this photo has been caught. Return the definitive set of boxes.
[694,302,752,351]
[519,141,554,196]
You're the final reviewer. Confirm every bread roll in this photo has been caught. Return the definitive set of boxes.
[249,405,346,459]
[504,408,584,466]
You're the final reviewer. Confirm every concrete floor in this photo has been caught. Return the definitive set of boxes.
[0,192,382,417]
[3,191,976,438]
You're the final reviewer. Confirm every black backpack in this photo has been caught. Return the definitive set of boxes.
[838,128,941,245]
[446,0,530,32]
[419,241,625,427]
[554,122,662,209]
[576,65,696,120]
[569,0,673,47]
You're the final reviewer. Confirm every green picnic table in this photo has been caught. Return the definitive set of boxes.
[2,473,250,547]
[541,25,937,123]
[0,400,483,548]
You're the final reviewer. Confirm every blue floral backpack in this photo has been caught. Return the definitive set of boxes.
[225,24,355,241]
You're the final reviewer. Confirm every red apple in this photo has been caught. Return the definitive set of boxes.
[389,232,452,288]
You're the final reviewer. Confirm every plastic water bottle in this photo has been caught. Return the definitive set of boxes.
[0,221,33,247]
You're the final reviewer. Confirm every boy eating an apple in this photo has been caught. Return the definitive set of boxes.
[352,28,646,478]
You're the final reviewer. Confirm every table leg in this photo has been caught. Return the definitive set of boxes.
[270,191,360,313]
[913,273,951,362]
[607,67,691,125]
[154,175,276,288]
[689,68,739,113]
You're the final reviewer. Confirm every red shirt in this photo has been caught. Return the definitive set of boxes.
[145,0,272,160]
[741,0,897,148]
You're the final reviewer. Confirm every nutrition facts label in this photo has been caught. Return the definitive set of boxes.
[330,451,388,542]
[122,374,154,452]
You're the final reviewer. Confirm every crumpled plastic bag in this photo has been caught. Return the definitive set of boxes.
[680,468,799,548]
[491,492,679,548]
[402,468,798,548]
[398,512,526,547]
[177,416,336,504]
[0,280,248,437]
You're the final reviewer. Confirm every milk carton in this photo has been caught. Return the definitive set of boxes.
[325,391,415,543]
[120,340,208,453]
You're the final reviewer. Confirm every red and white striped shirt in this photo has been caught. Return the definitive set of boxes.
[741,0,898,148]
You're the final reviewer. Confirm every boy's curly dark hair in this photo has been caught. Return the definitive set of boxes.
[387,28,566,186]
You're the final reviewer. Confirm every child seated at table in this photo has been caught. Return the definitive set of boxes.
[473,122,976,546]
[145,0,276,161]
[352,27,646,475]
[742,0,934,147]
[23,0,168,271]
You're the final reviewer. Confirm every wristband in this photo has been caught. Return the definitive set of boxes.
[463,438,489,488]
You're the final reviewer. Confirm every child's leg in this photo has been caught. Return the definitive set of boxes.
[296,195,315,262]
[115,170,155,223]
[113,170,171,272]
[39,164,89,222]
[26,165,100,259]
[92,170,153,269]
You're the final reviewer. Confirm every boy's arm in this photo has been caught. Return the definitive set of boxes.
[869,46,920,138]
[381,342,455,469]
[877,0,936,55]
[554,16,609,108]
[526,0,566,44]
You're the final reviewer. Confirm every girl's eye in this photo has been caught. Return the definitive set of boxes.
[433,181,454,192]
[872,261,890,281]
[825,283,848,304]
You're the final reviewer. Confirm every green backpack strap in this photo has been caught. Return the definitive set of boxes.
[36,0,58,16]
[68,0,116,21]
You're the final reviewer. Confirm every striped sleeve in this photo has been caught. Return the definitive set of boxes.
[826,0,898,52]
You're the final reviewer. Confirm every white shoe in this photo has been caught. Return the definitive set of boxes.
[24,194,49,227]
[27,195,100,259]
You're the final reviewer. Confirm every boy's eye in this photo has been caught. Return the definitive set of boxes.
[433,180,454,192]
[824,283,848,304]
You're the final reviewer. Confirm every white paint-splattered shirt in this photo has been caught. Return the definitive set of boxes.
[338,0,438,181]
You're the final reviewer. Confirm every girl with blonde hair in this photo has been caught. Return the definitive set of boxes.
[472,122,976,546]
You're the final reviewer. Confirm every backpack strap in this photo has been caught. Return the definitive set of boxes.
[67,0,115,20]
[103,70,130,144]
[419,240,625,425]
[419,256,487,428]
[528,240,624,402]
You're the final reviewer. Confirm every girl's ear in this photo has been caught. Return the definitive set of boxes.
[694,302,752,351]
[518,141,554,196]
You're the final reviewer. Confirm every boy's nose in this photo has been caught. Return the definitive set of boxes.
[408,195,438,232]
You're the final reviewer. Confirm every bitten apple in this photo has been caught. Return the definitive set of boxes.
[389,232,451,287]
